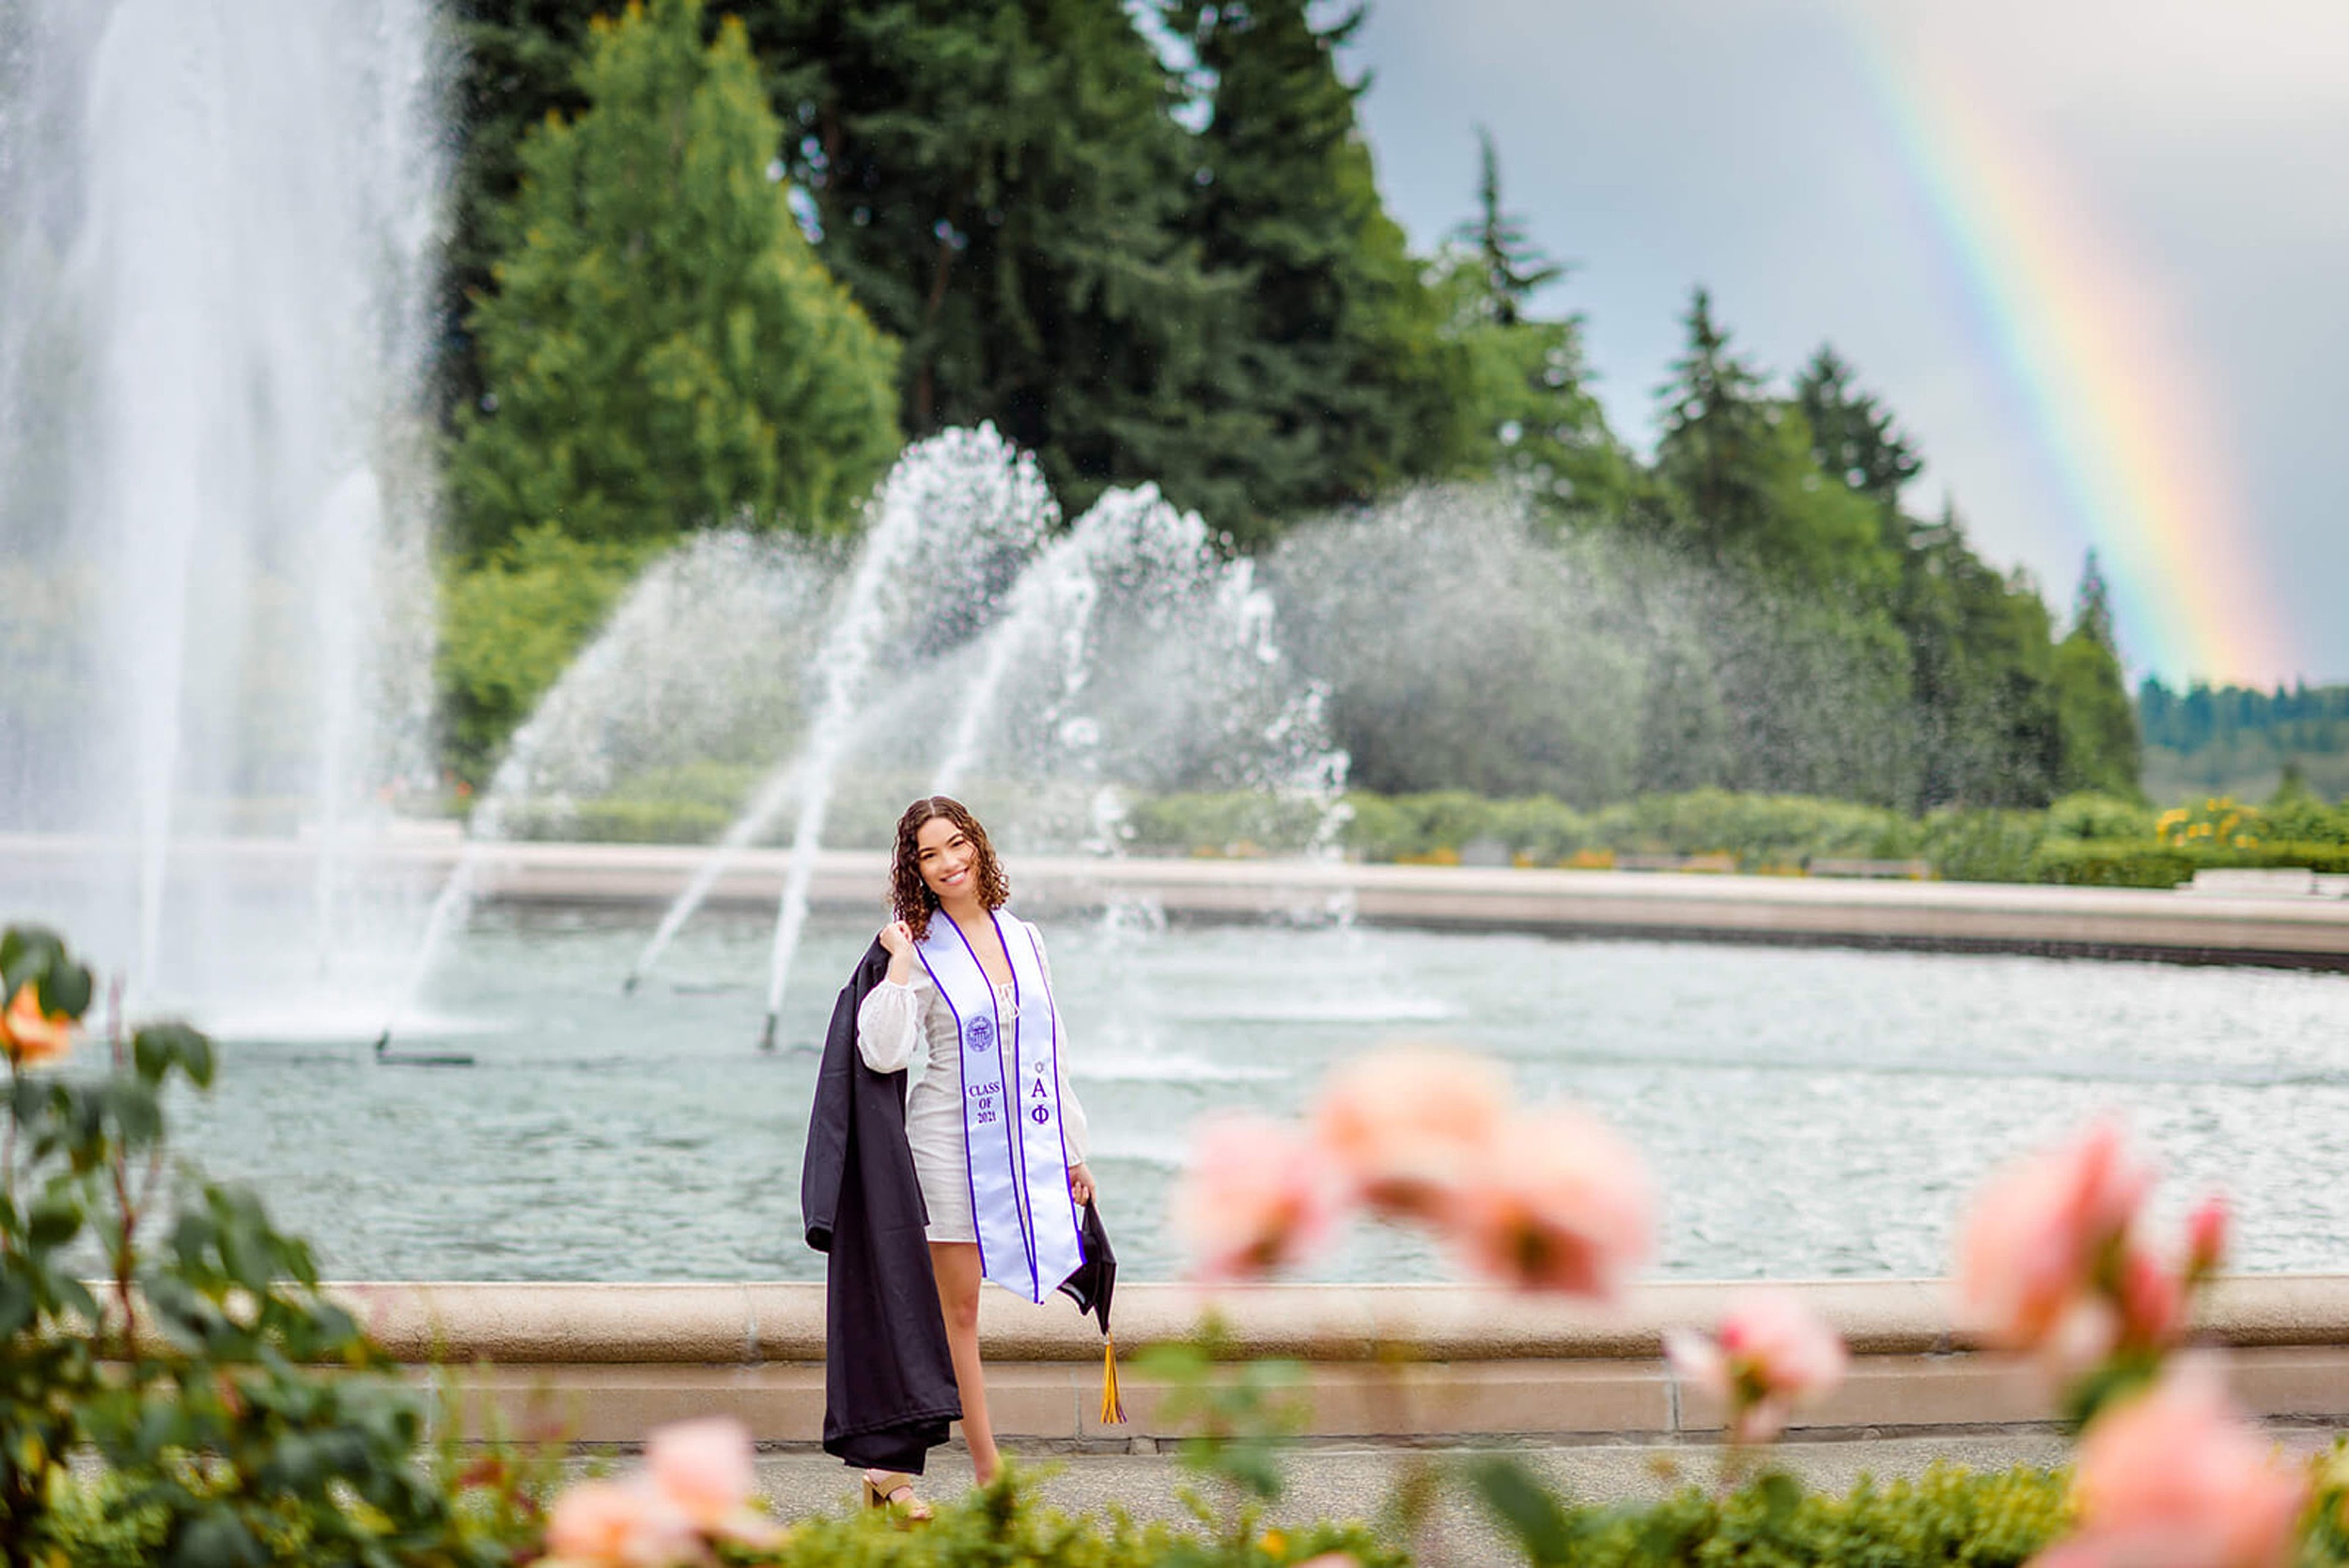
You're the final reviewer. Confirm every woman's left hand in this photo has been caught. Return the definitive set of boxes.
[1067,1163,1097,1207]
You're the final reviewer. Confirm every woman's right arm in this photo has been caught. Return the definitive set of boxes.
[855,921,924,1073]
[855,973,923,1073]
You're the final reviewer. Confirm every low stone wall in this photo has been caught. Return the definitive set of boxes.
[11,834,2343,966]
[342,1278,2349,1446]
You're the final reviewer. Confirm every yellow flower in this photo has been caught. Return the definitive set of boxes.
[0,982,75,1068]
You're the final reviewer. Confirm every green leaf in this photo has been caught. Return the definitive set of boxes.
[0,924,65,996]
[36,959,94,1020]
[0,1266,34,1337]
[54,1274,98,1323]
[1470,1455,1577,1565]
[27,1191,83,1248]
[1756,1468,1804,1521]
[134,1020,215,1088]
[170,1507,269,1568]
[102,1079,164,1148]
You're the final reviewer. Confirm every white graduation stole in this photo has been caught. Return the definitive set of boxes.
[915,910,1086,1304]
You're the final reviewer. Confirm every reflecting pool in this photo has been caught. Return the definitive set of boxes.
[167,906,2349,1283]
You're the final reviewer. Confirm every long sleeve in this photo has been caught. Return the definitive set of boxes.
[854,975,925,1075]
[1034,928,1090,1166]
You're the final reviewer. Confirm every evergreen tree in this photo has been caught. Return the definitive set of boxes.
[1895,503,2063,808]
[1170,0,1470,543]
[1654,288,1776,562]
[1451,125,1562,328]
[439,1,609,422]
[1432,132,1627,525]
[2052,551,2142,797]
[754,0,1232,528]
[1794,345,1922,506]
[1653,291,1895,598]
[447,0,901,558]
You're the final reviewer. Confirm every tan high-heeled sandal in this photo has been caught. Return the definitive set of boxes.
[861,1469,933,1522]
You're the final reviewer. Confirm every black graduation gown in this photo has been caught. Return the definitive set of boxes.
[800,939,960,1472]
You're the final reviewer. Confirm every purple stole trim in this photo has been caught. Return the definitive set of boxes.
[915,911,1084,1303]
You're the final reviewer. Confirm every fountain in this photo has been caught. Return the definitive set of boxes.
[0,0,445,1023]
[365,427,1352,1048]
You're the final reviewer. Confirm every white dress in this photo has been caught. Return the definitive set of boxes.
[854,918,1091,1245]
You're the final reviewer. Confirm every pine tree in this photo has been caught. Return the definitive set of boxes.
[447,0,901,558]
[1451,126,1562,328]
[1654,288,1775,560]
[1895,503,2065,808]
[754,0,1228,528]
[1433,131,1626,524]
[439,0,610,422]
[2053,550,2142,797]
[1170,0,1470,543]
[1794,345,1922,506]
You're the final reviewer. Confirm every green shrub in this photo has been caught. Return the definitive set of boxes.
[2032,838,2349,889]
[1123,792,1336,858]
[1471,1460,2070,1568]
[1919,808,2048,884]
[1587,790,1915,864]
[1485,795,1595,862]
[438,524,655,780]
[40,1454,2078,1568]
[507,795,737,845]
[2256,791,2349,847]
[1334,791,1415,862]
[0,924,546,1568]
[2045,791,2155,842]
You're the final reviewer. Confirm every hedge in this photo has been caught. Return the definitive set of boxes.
[40,1459,2086,1568]
[475,777,2349,889]
[2031,838,2349,889]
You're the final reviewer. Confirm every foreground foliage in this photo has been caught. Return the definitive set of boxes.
[0,925,551,1567]
[37,1459,2092,1568]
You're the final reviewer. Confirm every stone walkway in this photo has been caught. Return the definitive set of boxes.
[741,1433,2081,1520]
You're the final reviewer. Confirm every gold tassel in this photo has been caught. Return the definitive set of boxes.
[1099,1333,1127,1425]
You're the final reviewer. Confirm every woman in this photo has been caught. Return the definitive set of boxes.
[850,796,1097,1515]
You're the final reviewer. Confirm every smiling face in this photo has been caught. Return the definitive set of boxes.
[915,815,980,904]
[889,796,1007,939]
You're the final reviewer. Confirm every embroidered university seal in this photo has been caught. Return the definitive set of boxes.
[966,1014,994,1052]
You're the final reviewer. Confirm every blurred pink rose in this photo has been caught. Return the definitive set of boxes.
[1955,1120,2154,1352]
[645,1417,784,1547]
[1174,1112,1341,1281]
[1314,1046,1508,1221]
[2115,1246,2184,1352]
[2186,1194,2231,1281]
[1443,1106,1653,1299]
[0,982,74,1068]
[1665,1288,1847,1443]
[541,1477,697,1568]
[2033,1361,2307,1568]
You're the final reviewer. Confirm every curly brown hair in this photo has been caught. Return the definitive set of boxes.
[889,797,1010,941]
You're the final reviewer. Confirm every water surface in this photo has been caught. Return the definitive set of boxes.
[168,907,2349,1283]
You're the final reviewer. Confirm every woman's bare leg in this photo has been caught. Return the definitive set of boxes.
[928,1241,1000,1484]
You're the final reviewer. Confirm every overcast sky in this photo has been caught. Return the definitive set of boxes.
[1336,0,2348,687]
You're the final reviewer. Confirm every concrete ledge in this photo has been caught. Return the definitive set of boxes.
[10,836,2347,966]
[342,1277,2349,1366]
[355,1278,2349,1445]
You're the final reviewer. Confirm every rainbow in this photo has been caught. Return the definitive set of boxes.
[1849,28,2289,685]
